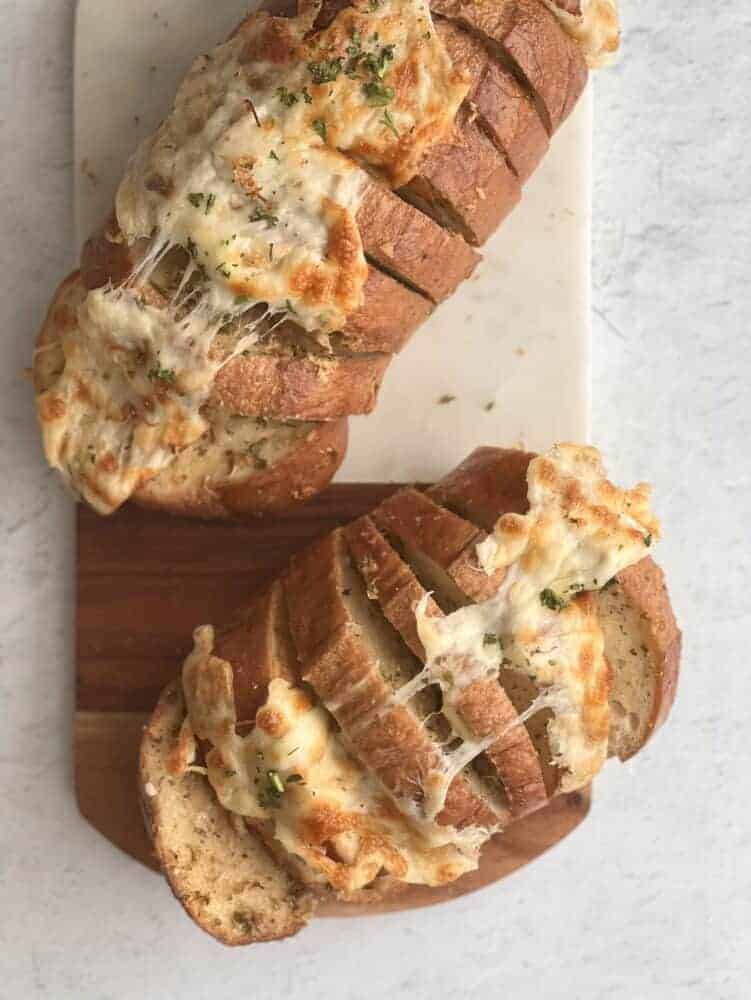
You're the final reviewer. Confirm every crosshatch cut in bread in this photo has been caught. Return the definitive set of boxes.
[35,0,620,519]
[139,443,680,945]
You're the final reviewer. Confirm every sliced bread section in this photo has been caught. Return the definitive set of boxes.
[139,680,316,945]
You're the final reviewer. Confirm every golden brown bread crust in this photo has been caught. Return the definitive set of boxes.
[357,182,480,302]
[341,268,434,353]
[402,105,521,246]
[373,487,507,603]
[428,446,537,529]
[212,348,390,421]
[437,20,549,182]
[431,0,589,134]
[604,558,681,756]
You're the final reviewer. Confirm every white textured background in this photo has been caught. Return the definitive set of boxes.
[0,2,748,997]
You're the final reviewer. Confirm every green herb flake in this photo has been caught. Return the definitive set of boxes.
[363,80,394,106]
[276,86,299,107]
[483,633,500,646]
[216,263,232,279]
[204,192,216,214]
[380,108,399,137]
[540,589,567,612]
[644,533,653,547]
[258,769,287,808]
[301,86,313,104]
[285,299,298,315]
[249,206,279,228]
[269,149,280,161]
[148,366,177,386]
[312,118,327,141]
[187,192,205,208]
[308,58,343,84]
[363,44,395,79]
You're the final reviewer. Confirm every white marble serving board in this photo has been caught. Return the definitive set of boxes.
[75,0,591,482]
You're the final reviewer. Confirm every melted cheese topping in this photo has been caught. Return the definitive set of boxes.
[543,0,620,67]
[411,444,660,796]
[117,0,466,331]
[179,444,662,891]
[39,1,466,513]
[181,627,476,895]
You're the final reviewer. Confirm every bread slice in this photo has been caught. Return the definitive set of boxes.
[426,447,682,760]
[598,560,681,760]
[139,680,316,945]
[340,267,433,354]
[431,0,589,135]
[213,336,391,421]
[372,487,506,604]
[344,515,548,818]
[357,182,480,302]
[136,413,347,519]
[34,271,347,518]
[284,530,506,831]
[437,20,549,183]
[401,104,521,246]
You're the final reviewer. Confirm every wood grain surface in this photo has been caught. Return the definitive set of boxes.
[76,490,591,913]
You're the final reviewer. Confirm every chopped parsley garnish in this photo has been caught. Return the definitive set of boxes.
[258,770,286,808]
[644,533,653,547]
[301,86,313,104]
[148,366,176,386]
[257,769,302,807]
[483,633,500,646]
[540,589,567,612]
[204,192,216,214]
[215,263,232,278]
[269,150,280,162]
[249,206,279,228]
[312,118,328,141]
[380,108,399,137]
[363,81,394,106]
[602,577,618,590]
[308,57,343,84]
[276,86,298,107]
[285,299,298,315]
[368,0,381,10]
[363,44,395,79]
[187,192,205,208]
[269,243,274,262]
[185,236,198,258]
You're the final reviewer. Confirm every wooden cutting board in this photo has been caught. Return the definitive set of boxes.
[76,493,591,915]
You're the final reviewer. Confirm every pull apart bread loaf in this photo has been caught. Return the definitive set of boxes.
[33,0,619,517]
[139,444,680,944]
